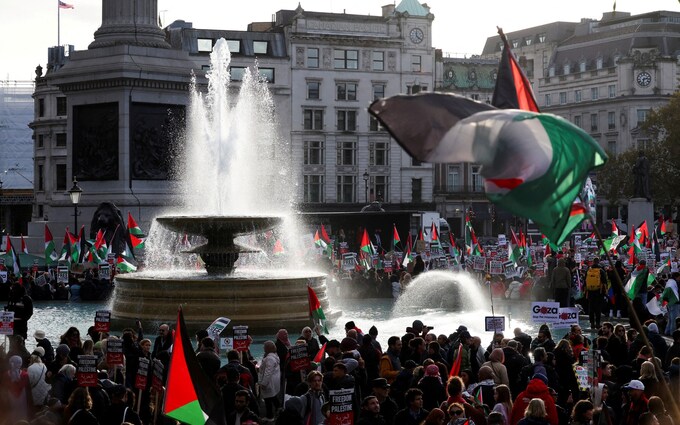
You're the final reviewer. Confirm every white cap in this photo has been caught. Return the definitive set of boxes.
[624,379,645,391]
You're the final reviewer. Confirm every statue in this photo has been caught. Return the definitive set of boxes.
[632,150,651,200]
[89,202,133,258]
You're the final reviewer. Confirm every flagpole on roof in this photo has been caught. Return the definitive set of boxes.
[57,0,60,47]
[584,197,680,420]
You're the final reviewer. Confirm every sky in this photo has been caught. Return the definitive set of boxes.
[1,0,678,81]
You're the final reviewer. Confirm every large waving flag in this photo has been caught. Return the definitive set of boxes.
[491,28,539,112]
[508,229,521,267]
[20,235,29,254]
[611,220,620,236]
[430,221,442,249]
[392,224,401,250]
[449,343,464,378]
[308,285,328,334]
[314,230,327,250]
[164,307,224,425]
[369,95,607,246]
[127,212,146,250]
[59,227,71,262]
[116,256,137,273]
[625,267,655,300]
[45,225,58,266]
[320,225,331,246]
[6,235,21,275]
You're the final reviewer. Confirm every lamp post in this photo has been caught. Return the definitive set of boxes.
[68,176,83,231]
[0,178,3,235]
[363,171,369,203]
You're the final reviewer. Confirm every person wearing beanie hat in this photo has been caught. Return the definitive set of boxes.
[35,330,55,364]
[416,364,445,411]
[340,337,358,352]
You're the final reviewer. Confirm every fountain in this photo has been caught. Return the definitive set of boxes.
[111,39,335,332]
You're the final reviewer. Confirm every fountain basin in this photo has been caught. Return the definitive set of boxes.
[112,269,338,333]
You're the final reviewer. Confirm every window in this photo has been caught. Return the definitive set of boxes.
[636,109,649,126]
[538,34,546,43]
[544,94,551,107]
[336,82,357,101]
[608,111,616,130]
[471,165,483,192]
[369,116,384,131]
[303,141,324,165]
[411,55,422,72]
[304,175,324,203]
[574,115,582,127]
[607,140,617,155]
[525,38,533,46]
[471,94,479,101]
[512,40,519,48]
[591,87,599,100]
[548,67,555,77]
[559,92,567,105]
[226,40,241,53]
[303,109,323,130]
[574,90,581,102]
[336,110,357,131]
[408,84,425,94]
[608,84,616,98]
[334,49,358,69]
[590,113,599,132]
[579,61,586,73]
[372,51,384,71]
[38,98,45,117]
[197,38,213,52]
[307,81,320,100]
[56,164,67,191]
[636,139,650,150]
[370,141,389,166]
[230,67,245,81]
[336,141,356,165]
[373,175,389,202]
[596,57,603,69]
[253,41,268,55]
[37,134,44,148]
[563,64,570,75]
[307,48,319,68]
[372,83,385,100]
[56,97,67,116]
[411,157,422,166]
[56,133,67,147]
[336,175,355,203]
[258,68,274,83]
[37,164,44,191]
[412,178,422,203]
[447,165,461,190]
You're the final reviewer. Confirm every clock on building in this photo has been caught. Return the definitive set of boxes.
[409,28,424,44]
[636,71,652,87]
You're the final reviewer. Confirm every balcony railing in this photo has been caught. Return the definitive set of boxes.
[434,184,485,194]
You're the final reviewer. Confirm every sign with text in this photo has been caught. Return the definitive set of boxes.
[341,253,357,271]
[207,317,231,341]
[152,359,164,393]
[489,260,504,275]
[0,311,15,335]
[219,337,234,351]
[98,264,111,281]
[497,234,507,246]
[289,344,311,372]
[485,316,506,333]
[135,357,150,390]
[552,307,580,329]
[473,256,486,271]
[106,338,124,365]
[0,271,6,283]
[232,325,250,352]
[574,365,589,391]
[531,301,561,323]
[329,388,355,425]
[77,355,98,387]
[94,310,111,333]
[35,274,47,287]
[57,266,69,284]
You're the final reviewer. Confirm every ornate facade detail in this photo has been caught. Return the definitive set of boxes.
[296,47,305,67]
[322,48,332,69]
[362,50,371,70]
[387,51,397,71]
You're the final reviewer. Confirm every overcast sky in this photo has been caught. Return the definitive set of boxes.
[1,0,678,81]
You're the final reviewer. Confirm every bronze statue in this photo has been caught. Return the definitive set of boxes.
[632,150,651,200]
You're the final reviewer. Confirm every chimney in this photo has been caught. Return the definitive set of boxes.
[382,4,395,18]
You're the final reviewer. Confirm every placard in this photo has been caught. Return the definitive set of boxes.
[98,264,111,281]
[207,317,231,340]
[219,337,234,351]
[341,253,356,271]
[289,344,311,372]
[574,365,589,391]
[77,355,98,387]
[489,260,504,275]
[552,307,579,329]
[0,271,7,283]
[106,338,124,365]
[485,316,505,333]
[232,325,250,352]
[530,301,560,323]
[152,359,164,393]
[35,274,47,287]
[473,256,486,271]
[329,388,355,425]
[57,266,69,284]
[94,310,111,333]
[0,311,15,335]
[135,357,150,390]
[497,234,507,246]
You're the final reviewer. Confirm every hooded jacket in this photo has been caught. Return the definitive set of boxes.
[509,378,558,425]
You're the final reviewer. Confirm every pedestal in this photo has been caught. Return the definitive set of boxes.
[628,198,654,231]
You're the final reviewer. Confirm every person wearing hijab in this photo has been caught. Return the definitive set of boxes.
[5,355,33,422]
[417,364,446,411]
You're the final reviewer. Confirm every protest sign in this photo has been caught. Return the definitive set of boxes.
[77,355,98,387]
[94,310,111,333]
[0,271,7,283]
[497,234,506,246]
[219,337,234,351]
[473,256,486,271]
[0,311,14,335]
[289,344,311,372]
[207,317,231,340]
[233,325,250,352]
[552,307,579,329]
[485,316,505,333]
[341,253,356,271]
[135,357,150,390]
[152,359,164,392]
[57,266,69,284]
[98,264,111,281]
[329,388,355,425]
[35,274,47,287]
[531,302,560,323]
[106,338,124,365]
[489,260,503,275]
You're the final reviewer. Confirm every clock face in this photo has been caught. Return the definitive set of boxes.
[410,28,424,44]
[636,71,652,87]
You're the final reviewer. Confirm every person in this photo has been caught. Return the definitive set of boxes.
[64,387,99,425]
[103,384,141,425]
[622,379,649,425]
[648,395,674,425]
[632,150,651,200]
[227,390,260,425]
[517,398,551,425]
[288,370,326,425]
[550,258,572,307]
[356,395,386,425]
[6,282,33,339]
[28,351,51,409]
[530,327,556,354]
[60,326,84,362]
[481,348,509,386]
[393,388,429,425]
[491,384,512,425]
[196,337,221,383]
[34,329,55,364]
[258,340,281,420]
[4,355,32,423]
[371,378,398,425]
[662,272,680,335]
[585,257,607,329]
[646,323,668,361]
[510,374,558,425]
[413,255,426,277]
[417,364,446,411]
[152,324,172,359]
[421,407,446,425]
[441,376,486,425]
[569,399,594,425]
[51,363,77,404]
[638,361,659,399]
[610,260,627,319]
[379,336,402,384]
[446,402,474,425]
[638,412,661,425]
[299,326,322,360]
[513,328,532,357]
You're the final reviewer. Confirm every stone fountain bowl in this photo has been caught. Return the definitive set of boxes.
[155,215,283,238]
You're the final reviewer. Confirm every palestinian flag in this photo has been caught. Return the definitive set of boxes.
[657,258,672,275]
[116,256,137,273]
[660,214,668,235]
[601,235,626,254]
[45,225,58,266]
[611,220,620,236]
[307,285,328,334]
[127,212,146,249]
[320,225,332,245]
[314,342,327,363]
[661,278,679,306]
[491,28,539,112]
[20,234,28,254]
[369,95,607,246]
[94,229,108,261]
[163,307,224,425]
[519,230,527,256]
[646,295,664,316]
[273,239,285,255]
[508,230,521,267]
[449,343,464,378]
[392,224,401,249]
[6,235,21,275]
[418,228,425,241]
[431,221,442,248]
[636,221,649,248]
[68,231,80,264]
[360,229,374,256]
[314,230,327,250]
[402,233,413,267]
[473,386,484,407]
[59,227,71,262]
[465,215,484,256]
[625,267,655,300]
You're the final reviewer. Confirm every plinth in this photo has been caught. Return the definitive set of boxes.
[628,198,654,231]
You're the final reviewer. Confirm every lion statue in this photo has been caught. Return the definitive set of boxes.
[89,202,132,258]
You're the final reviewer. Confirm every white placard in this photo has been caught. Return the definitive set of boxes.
[219,337,234,351]
[0,311,15,335]
[552,307,580,329]
[497,234,507,246]
[489,260,504,275]
[473,256,486,271]
[531,301,561,323]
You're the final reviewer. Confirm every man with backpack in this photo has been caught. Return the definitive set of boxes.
[585,257,608,330]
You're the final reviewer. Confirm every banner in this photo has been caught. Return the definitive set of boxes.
[0,311,15,335]
[94,310,111,332]
[531,301,560,323]
[329,388,354,425]
[289,344,311,372]
[135,357,150,390]
[0,271,6,283]
[552,307,579,329]
[341,253,357,271]
[77,355,98,387]
[233,325,250,352]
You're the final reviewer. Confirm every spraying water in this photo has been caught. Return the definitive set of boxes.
[394,270,489,314]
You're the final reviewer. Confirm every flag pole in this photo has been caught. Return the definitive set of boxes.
[585,204,680,420]
[57,0,61,47]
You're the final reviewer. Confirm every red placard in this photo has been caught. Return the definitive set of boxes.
[288,345,311,372]
[77,355,98,387]
[135,357,150,390]
[232,325,250,352]
[106,338,124,365]
[94,310,111,333]
[151,359,164,393]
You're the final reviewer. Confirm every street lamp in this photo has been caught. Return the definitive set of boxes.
[68,176,83,231]
[363,171,369,203]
